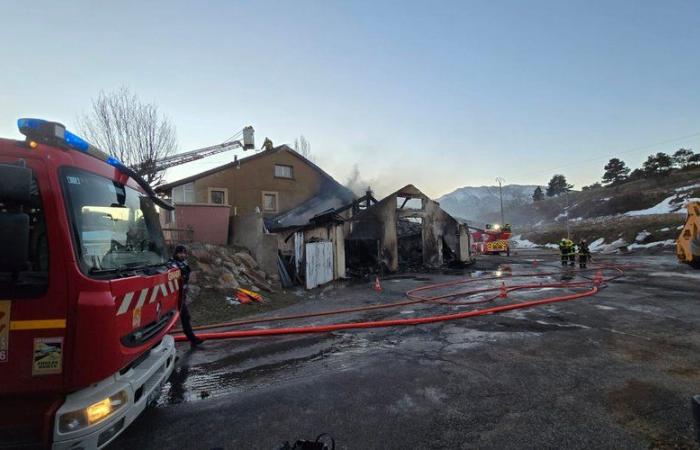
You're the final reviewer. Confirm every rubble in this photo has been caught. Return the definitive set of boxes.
[182,243,277,302]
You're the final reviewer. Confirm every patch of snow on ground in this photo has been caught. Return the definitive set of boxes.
[625,195,684,216]
[628,239,676,250]
[675,183,700,192]
[659,227,670,232]
[510,235,539,249]
[544,243,559,249]
[588,238,606,252]
[602,238,627,253]
[635,230,651,242]
[600,197,611,201]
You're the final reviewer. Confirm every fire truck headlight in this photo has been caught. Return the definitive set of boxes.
[493,224,501,230]
[58,390,128,433]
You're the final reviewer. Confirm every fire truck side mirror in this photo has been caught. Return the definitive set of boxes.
[0,164,31,272]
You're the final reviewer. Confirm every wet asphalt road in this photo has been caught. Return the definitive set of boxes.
[109,249,700,450]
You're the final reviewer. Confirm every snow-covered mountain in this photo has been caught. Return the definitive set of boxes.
[437,184,538,224]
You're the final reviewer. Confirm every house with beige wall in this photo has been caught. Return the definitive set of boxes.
[156,145,354,244]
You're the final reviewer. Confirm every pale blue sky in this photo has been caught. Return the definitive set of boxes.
[2,1,699,197]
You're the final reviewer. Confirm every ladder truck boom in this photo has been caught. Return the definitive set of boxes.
[146,126,254,172]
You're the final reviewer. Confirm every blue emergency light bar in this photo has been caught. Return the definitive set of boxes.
[17,118,123,168]
[16,117,174,210]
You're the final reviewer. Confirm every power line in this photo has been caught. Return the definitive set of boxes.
[522,131,700,179]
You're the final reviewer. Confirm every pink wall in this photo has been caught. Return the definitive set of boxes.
[175,203,230,245]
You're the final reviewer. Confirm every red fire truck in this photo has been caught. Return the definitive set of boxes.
[470,223,512,256]
[0,119,180,449]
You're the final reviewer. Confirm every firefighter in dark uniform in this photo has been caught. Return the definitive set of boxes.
[558,238,575,267]
[578,239,591,269]
[168,245,204,348]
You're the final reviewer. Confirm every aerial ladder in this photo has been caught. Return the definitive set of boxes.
[135,126,256,174]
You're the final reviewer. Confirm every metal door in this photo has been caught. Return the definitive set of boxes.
[305,241,333,289]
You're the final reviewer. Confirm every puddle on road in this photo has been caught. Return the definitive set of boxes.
[156,333,385,406]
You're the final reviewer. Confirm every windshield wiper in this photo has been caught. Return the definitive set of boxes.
[123,261,168,270]
[89,261,168,276]
[89,267,128,275]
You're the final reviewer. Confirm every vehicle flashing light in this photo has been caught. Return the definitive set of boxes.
[17,117,122,168]
[63,129,89,152]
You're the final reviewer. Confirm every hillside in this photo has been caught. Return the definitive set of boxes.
[507,167,700,251]
[508,167,700,227]
[437,184,537,225]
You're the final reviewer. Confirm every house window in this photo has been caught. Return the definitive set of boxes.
[210,190,225,204]
[262,191,278,212]
[274,164,294,179]
[172,182,195,203]
[208,187,228,205]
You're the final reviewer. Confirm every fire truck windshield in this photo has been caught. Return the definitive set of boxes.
[61,167,168,275]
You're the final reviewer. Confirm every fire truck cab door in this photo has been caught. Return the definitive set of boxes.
[0,156,70,394]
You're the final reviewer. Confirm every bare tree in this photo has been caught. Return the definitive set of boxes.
[293,135,312,160]
[77,86,177,185]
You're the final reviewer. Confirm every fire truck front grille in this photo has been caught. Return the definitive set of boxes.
[120,310,175,348]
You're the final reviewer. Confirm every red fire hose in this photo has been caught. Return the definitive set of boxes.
[173,265,622,342]
[177,266,620,333]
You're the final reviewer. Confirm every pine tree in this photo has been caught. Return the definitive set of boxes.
[672,148,696,169]
[688,153,700,167]
[532,186,544,202]
[546,175,573,197]
[643,152,673,176]
[602,158,630,185]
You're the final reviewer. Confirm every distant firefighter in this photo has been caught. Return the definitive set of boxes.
[262,137,274,151]
[559,238,575,267]
[578,239,591,269]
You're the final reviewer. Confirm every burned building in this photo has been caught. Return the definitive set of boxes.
[346,185,472,273]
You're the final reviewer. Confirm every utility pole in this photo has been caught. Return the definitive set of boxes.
[565,189,570,239]
[495,177,505,226]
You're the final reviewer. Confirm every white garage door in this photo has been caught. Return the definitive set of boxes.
[305,241,334,289]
